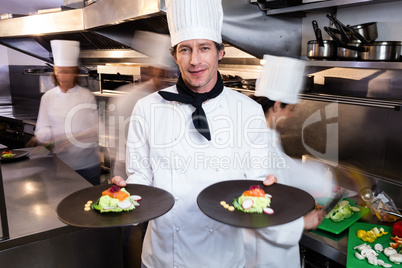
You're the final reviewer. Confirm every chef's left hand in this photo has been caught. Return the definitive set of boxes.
[303,209,326,231]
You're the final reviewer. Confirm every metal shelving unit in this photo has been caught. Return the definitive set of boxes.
[304,60,402,70]
[263,0,401,16]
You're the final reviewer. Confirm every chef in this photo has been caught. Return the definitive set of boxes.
[34,40,101,185]
[111,0,270,267]
[244,55,332,268]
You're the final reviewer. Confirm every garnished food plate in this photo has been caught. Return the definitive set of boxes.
[197,180,315,228]
[57,184,175,228]
[347,222,394,268]
[0,149,29,162]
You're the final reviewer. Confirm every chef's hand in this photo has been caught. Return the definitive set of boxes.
[263,174,278,186]
[303,209,326,231]
[111,176,127,187]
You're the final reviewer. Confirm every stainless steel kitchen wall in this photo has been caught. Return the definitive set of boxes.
[280,98,402,184]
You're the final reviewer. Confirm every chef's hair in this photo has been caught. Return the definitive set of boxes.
[251,95,288,114]
[169,42,225,59]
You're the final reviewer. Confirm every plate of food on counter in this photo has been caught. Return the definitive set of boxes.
[316,198,370,234]
[347,221,402,268]
[0,149,29,162]
[56,184,175,228]
[197,180,316,229]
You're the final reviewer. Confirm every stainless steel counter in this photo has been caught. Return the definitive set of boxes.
[0,147,124,268]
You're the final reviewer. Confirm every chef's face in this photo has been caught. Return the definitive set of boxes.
[268,103,297,130]
[174,39,224,93]
[53,66,79,91]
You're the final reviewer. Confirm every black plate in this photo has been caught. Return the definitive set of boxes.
[197,180,315,228]
[57,184,175,228]
[0,149,29,162]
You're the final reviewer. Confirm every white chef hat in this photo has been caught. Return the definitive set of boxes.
[50,40,80,67]
[166,0,223,47]
[254,55,306,104]
[131,31,176,68]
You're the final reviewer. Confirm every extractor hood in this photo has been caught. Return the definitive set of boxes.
[0,0,302,65]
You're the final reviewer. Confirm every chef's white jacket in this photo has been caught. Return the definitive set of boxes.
[35,85,100,170]
[126,85,271,268]
[243,130,333,268]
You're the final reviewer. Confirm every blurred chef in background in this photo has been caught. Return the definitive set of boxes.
[106,31,175,268]
[108,31,175,180]
[33,40,101,185]
[244,55,333,268]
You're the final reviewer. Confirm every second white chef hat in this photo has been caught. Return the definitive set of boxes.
[254,55,306,104]
[165,0,223,47]
[50,40,80,67]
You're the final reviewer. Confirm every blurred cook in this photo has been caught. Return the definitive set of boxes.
[245,55,332,268]
[34,40,101,185]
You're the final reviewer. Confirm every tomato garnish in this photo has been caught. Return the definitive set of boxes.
[243,186,265,197]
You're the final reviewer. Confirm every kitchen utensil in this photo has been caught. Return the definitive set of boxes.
[380,208,402,219]
[347,222,393,268]
[307,40,337,60]
[350,22,378,42]
[324,188,345,214]
[326,14,351,43]
[360,41,402,61]
[312,20,324,47]
[57,184,175,228]
[197,180,315,228]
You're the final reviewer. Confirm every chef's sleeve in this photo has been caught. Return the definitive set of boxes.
[126,99,153,186]
[35,93,53,143]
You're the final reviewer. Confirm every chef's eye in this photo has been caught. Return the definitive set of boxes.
[201,46,210,51]
[179,47,190,54]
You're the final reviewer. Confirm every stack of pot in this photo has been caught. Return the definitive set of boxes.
[307,14,402,61]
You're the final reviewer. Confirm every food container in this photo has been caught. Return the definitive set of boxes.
[307,40,337,60]
[359,41,402,61]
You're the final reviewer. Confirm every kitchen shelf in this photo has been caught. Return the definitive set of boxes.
[304,60,402,70]
[264,0,401,16]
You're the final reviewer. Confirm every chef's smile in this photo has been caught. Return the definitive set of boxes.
[175,39,224,93]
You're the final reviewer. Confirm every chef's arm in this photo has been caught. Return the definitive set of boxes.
[35,95,53,144]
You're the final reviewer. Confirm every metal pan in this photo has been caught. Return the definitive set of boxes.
[350,22,378,43]
[307,40,337,60]
[360,41,402,61]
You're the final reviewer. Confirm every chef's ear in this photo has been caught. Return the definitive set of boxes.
[273,101,282,113]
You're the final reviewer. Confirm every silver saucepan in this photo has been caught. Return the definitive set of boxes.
[350,22,378,43]
[360,41,402,61]
[307,40,337,60]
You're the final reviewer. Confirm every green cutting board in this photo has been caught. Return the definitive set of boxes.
[317,206,370,234]
[347,222,394,268]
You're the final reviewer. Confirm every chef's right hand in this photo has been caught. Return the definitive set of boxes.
[263,174,278,186]
[111,176,127,187]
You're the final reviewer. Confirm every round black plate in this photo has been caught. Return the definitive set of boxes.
[57,184,175,228]
[0,149,29,162]
[197,180,315,229]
